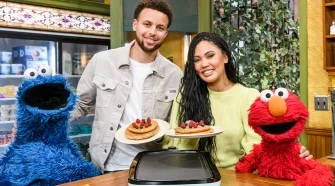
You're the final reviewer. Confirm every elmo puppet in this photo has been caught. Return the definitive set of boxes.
[235,88,334,186]
[0,66,99,185]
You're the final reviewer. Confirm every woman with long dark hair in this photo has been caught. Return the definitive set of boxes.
[163,32,312,169]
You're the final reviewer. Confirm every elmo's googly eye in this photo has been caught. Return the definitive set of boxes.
[260,90,273,102]
[274,88,289,100]
[38,65,52,76]
[23,68,38,79]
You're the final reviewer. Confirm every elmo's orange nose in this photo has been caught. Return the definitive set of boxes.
[268,96,287,117]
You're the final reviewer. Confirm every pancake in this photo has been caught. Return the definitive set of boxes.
[125,117,160,140]
[125,125,160,140]
[126,119,158,134]
[174,120,213,135]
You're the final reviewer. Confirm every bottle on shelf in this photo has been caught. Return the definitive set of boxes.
[331,21,335,35]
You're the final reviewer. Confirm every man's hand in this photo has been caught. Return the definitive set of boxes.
[299,146,313,160]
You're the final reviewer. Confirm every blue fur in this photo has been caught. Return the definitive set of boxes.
[0,74,100,185]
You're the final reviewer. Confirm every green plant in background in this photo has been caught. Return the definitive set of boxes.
[213,0,300,95]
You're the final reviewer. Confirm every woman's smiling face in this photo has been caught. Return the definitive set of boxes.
[193,41,228,86]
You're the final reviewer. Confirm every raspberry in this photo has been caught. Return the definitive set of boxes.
[144,123,149,128]
[180,122,185,128]
[190,120,196,127]
[147,117,151,122]
[132,123,137,128]
[140,121,145,126]
[198,120,204,125]
[136,119,140,123]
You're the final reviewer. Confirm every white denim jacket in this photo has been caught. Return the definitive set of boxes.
[71,41,183,171]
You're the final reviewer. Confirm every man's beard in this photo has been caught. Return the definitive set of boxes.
[136,36,163,53]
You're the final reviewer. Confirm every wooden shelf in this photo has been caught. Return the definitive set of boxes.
[323,0,335,73]
[325,2,335,7]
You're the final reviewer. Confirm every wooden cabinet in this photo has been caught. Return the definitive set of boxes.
[323,1,335,75]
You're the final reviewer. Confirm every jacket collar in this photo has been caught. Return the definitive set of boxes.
[115,40,165,77]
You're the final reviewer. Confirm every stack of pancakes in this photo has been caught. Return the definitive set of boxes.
[175,120,213,135]
[125,118,160,140]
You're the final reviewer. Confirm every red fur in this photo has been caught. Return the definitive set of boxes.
[235,90,334,186]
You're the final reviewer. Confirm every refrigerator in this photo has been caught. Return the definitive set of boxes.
[0,27,110,155]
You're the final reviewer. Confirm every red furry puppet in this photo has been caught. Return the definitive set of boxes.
[235,88,334,186]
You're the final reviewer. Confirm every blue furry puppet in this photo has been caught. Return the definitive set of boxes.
[0,66,100,185]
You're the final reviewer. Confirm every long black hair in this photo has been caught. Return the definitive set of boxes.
[177,32,243,162]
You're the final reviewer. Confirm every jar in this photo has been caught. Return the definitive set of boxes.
[330,21,335,35]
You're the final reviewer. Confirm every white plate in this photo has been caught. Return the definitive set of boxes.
[165,126,225,139]
[115,119,170,144]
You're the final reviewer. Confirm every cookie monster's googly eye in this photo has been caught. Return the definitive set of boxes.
[260,90,273,102]
[23,68,38,79]
[274,88,289,100]
[38,65,52,76]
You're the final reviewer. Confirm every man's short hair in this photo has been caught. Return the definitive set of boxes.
[134,0,173,28]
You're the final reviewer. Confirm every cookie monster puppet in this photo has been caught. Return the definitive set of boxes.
[0,66,100,185]
[235,88,334,186]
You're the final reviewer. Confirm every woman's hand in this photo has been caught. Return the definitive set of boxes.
[299,146,313,160]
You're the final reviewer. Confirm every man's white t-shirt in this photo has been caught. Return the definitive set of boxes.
[104,58,161,171]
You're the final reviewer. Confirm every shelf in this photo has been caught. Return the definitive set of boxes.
[0,98,16,101]
[70,134,91,139]
[64,75,81,78]
[0,144,9,148]
[0,75,23,78]
[0,120,15,125]
[323,0,335,74]
[325,35,335,39]
[326,2,335,7]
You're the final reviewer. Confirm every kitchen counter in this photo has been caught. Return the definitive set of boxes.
[59,168,293,186]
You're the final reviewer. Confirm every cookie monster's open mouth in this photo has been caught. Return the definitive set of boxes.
[260,122,295,134]
[24,83,70,110]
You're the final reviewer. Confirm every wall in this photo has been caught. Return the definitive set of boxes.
[307,1,332,128]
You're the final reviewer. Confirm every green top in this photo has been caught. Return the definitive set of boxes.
[163,83,261,169]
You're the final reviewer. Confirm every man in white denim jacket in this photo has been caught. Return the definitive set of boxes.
[71,0,183,173]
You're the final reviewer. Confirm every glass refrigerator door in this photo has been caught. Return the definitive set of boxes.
[61,42,108,94]
[0,38,56,151]
[61,43,108,76]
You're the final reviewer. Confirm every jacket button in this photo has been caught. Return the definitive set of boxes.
[102,83,106,87]
[165,96,168,99]
[125,81,129,85]
[110,127,113,130]
[104,149,107,153]
[118,104,121,108]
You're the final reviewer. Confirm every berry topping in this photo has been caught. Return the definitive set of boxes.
[147,117,151,122]
[142,119,145,122]
[144,123,149,128]
[189,120,197,127]
[140,121,145,126]
[136,119,140,123]
[198,120,204,125]
[180,122,186,128]
[132,123,137,128]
